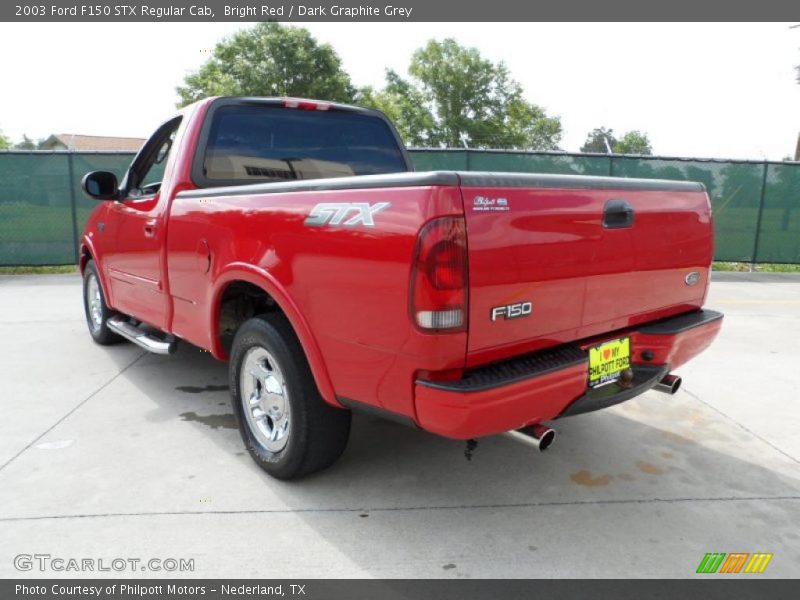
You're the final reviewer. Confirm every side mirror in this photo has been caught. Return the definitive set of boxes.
[81,171,118,201]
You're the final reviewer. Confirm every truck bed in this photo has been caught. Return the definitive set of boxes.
[170,170,712,429]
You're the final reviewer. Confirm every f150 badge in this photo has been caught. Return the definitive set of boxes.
[491,301,533,321]
[305,202,390,227]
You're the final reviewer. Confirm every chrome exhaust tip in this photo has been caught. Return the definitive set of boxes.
[505,424,556,452]
[654,373,682,395]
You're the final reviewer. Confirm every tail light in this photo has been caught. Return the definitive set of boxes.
[410,216,468,332]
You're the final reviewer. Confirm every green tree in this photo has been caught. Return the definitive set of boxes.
[176,23,356,107]
[14,134,38,150]
[580,127,653,154]
[358,71,436,147]
[580,127,617,153]
[615,130,653,155]
[365,39,561,150]
[0,129,10,149]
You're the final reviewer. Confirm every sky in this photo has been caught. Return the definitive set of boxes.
[0,22,798,160]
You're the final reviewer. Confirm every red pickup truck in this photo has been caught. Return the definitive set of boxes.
[79,97,722,479]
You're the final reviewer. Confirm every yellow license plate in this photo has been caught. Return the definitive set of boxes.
[588,337,631,388]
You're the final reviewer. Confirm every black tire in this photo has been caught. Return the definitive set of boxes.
[229,313,351,480]
[82,260,123,345]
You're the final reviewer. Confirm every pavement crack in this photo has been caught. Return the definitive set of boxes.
[0,351,147,474]
[1,495,798,523]
[683,386,800,466]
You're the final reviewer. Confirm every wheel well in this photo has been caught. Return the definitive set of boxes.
[79,246,92,273]
[217,281,280,354]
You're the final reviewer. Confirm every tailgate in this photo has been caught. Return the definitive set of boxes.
[461,173,713,366]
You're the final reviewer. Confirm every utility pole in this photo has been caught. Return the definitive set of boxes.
[603,135,613,154]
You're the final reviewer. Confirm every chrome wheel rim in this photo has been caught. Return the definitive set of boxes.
[240,347,291,453]
[86,274,103,331]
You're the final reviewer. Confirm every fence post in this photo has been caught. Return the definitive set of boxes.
[750,161,769,268]
[609,156,614,177]
[66,152,80,264]
[465,148,471,171]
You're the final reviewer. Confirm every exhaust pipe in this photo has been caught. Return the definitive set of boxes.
[505,424,556,452]
[654,373,682,395]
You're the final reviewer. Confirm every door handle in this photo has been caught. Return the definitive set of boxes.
[144,219,157,238]
[603,199,635,229]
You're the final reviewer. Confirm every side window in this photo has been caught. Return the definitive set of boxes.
[125,117,181,199]
[138,131,176,192]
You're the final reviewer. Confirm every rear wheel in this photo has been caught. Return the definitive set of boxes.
[82,260,122,345]
[229,313,351,480]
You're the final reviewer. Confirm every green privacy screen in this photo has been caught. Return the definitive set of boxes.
[0,152,133,265]
[1,149,798,265]
[413,150,799,264]
[758,163,800,264]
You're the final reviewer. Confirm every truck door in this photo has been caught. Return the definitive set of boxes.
[103,117,181,330]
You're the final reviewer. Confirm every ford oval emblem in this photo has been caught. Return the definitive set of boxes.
[685,271,701,286]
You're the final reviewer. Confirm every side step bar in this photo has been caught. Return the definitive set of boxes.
[107,317,177,355]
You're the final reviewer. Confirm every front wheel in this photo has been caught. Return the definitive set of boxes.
[229,314,351,480]
[82,260,122,345]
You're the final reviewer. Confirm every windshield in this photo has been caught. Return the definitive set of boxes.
[201,104,407,183]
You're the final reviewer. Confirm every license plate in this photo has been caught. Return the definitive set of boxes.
[588,337,631,388]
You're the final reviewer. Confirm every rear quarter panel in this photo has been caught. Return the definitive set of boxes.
[167,185,466,418]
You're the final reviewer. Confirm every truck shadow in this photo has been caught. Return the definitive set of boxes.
[118,340,800,577]
[122,339,800,497]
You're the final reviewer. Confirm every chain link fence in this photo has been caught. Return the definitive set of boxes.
[1,149,798,265]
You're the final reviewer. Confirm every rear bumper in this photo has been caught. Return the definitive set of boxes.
[414,309,723,439]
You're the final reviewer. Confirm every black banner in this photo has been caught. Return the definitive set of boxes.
[2,0,799,22]
[3,580,799,600]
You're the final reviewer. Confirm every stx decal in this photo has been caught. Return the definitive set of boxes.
[304,202,390,227]
[491,301,533,321]
[696,552,773,574]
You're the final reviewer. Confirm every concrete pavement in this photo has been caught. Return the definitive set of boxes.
[0,273,798,578]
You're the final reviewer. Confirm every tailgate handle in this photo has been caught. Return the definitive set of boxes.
[603,199,635,229]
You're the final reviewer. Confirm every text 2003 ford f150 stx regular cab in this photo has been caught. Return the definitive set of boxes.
[79,97,723,479]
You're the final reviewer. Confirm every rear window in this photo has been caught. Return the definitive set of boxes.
[201,104,407,183]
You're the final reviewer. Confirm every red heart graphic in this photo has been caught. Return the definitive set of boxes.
[603,349,611,360]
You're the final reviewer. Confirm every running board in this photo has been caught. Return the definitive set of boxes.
[107,317,177,355]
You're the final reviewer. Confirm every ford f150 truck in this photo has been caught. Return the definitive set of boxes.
[79,96,723,479]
